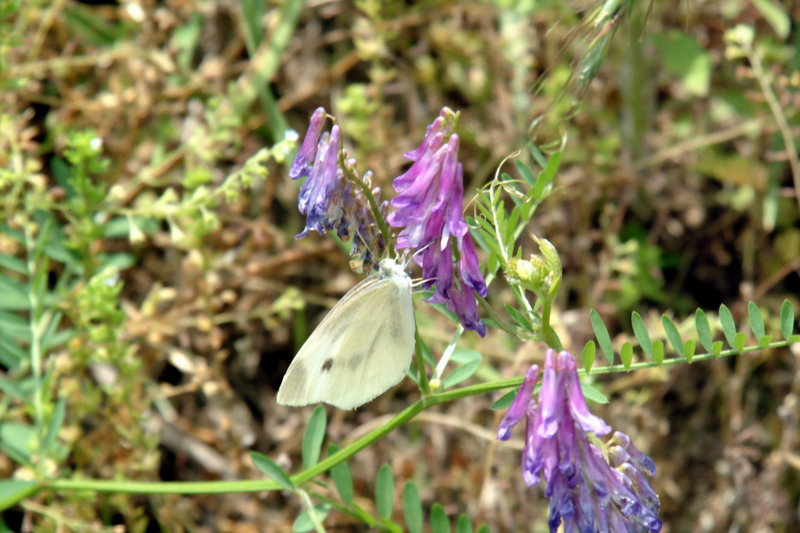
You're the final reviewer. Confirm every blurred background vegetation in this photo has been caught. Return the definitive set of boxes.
[1,0,798,531]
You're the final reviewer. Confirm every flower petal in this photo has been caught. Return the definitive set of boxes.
[497,365,539,440]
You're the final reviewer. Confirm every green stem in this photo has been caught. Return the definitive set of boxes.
[44,337,796,496]
[744,40,800,207]
[297,489,326,533]
[24,225,44,441]
[539,299,561,350]
[414,329,432,396]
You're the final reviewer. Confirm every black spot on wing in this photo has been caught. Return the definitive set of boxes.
[321,358,334,372]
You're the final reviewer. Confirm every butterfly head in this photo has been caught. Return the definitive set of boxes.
[378,257,407,279]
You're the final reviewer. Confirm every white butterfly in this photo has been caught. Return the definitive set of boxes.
[276,258,416,409]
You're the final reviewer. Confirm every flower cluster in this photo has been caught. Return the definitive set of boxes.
[497,349,662,532]
[290,107,386,268]
[387,108,488,335]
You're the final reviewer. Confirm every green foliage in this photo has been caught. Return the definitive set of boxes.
[430,504,451,533]
[470,141,563,345]
[251,452,295,492]
[402,482,423,533]
[441,348,482,389]
[653,31,711,97]
[302,406,327,469]
[328,444,354,506]
[631,311,653,360]
[490,388,518,411]
[583,300,798,374]
[590,309,614,365]
[293,504,332,533]
[375,464,395,521]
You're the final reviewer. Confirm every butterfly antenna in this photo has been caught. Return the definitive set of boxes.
[411,276,437,290]
[396,248,412,268]
[404,240,437,268]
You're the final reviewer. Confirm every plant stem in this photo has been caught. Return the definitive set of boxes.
[45,337,797,496]
[745,40,800,206]
[414,329,432,396]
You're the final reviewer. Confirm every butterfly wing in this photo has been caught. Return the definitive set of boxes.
[277,270,415,409]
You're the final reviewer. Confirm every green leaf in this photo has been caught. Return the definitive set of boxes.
[719,304,737,349]
[0,335,27,369]
[293,504,331,533]
[662,315,683,356]
[711,340,723,357]
[0,276,29,310]
[402,482,423,533]
[0,311,31,343]
[0,480,39,512]
[620,342,633,369]
[41,327,73,353]
[581,341,596,373]
[631,311,653,359]
[504,206,522,245]
[477,526,490,533]
[734,332,747,352]
[39,312,66,352]
[683,339,696,362]
[64,5,128,46]
[581,380,609,404]
[0,376,28,402]
[442,357,482,389]
[456,514,473,533]
[652,340,664,365]
[514,160,537,187]
[487,253,500,278]
[759,334,773,348]
[375,464,394,521]
[250,452,295,491]
[654,30,711,96]
[753,0,790,38]
[590,309,614,365]
[505,304,534,332]
[418,335,436,367]
[490,389,518,411]
[302,405,327,469]
[748,301,765,339]
[240,0,266,50]
[42,396,66,456]
[695,309,713,352]
[0,253,27,275]
[430,503,451,533]
[780,299,794,339]
[0,423,34,465]
[328,443,354,505]
[470,218,500,258]
[527,142,548,169]
[531,149,561,200]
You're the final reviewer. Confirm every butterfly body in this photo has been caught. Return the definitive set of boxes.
[277,258,415,409]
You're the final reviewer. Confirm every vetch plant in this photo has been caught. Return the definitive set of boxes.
[3,106,799,532]
[254,106,796,531]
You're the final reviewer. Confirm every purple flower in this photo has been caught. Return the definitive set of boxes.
[290,108,386,268]
[496,349,662,532]
[497,365,539,440]
[388,107,488,336]
[290,107,326,180]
